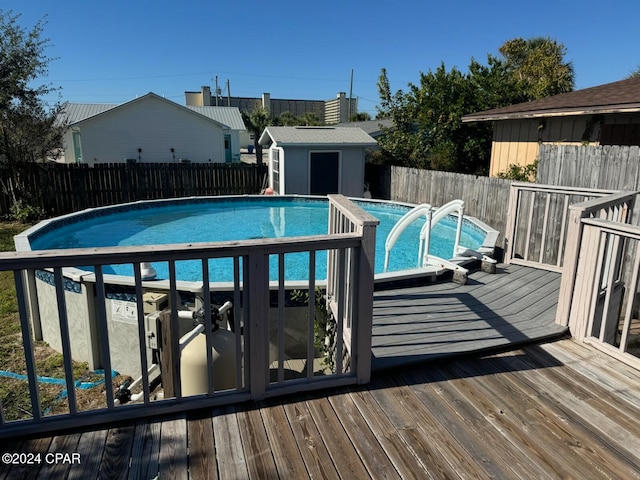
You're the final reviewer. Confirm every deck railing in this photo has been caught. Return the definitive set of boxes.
[559,217,640,367]
[505,182,622,272]
[0,194,377,439]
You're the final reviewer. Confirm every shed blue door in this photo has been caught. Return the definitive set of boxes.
[310,152,339,195]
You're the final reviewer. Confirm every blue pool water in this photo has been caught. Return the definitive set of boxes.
[29,197,487,282]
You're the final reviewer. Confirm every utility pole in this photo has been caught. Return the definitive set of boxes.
[227,79,231,106]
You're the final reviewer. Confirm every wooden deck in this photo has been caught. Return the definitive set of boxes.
[372,263,566,370]
[5,264,639,479]
[2,339,639,479]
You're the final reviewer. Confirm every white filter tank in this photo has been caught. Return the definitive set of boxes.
[180,327,237,395]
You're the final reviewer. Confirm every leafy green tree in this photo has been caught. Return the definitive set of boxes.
[300,111,322,126]
[349,112,371,122]
[498,37,574,100]
[629,65,640,78]
[241,107,271,164]
[376,68,429,168]
[0,10,66,217]
[276,111,299,126]
[375,37,574,174]
[377,65,493,173]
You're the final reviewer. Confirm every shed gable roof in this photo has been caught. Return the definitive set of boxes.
[259,126,377,147]
[462,76,640,122]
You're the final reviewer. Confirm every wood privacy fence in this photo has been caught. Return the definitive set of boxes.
[378,165,512,247]
[365,145,640,250]
[538,144,640,191]
[1,162,269,218]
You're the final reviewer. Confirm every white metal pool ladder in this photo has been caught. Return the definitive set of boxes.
[383,200,494,275]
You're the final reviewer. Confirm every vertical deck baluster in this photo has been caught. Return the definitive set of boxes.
[556,195,570,268]
[307,251,316,381]
[277,253,285,384]
[26,269,42,341]
[168,260,181,400]
[585,230,607,339]
[524,190,536,261]
[133,263,151,404]
[53,267,77,416]
[539,193,552,264]
[13,271,42,421]
[599,233,621,343]
[335,248,346,375]
[347,245,358,364]
[94,266,115,409]
[235,256,244,390]
[505,185,521,263]
[619,239,640,352]
[201,258,215,396]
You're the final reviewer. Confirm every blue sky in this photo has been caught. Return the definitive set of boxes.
[4,0,639,116]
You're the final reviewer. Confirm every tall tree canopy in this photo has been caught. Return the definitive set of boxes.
[0,10,66,214]
[498,37,574,100]
[375,37,575,174]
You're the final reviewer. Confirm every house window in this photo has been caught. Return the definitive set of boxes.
[72,131,83,163]
[272,149,280,193]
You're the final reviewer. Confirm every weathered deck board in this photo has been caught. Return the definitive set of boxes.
[3,263,640,479]
[371,264,566,370]
[1,340,640,479]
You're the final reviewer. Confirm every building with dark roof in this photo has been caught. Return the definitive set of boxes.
[462,76,640,176]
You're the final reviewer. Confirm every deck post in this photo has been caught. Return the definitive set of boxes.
[247,248,269,400]
[557,192,637,327]
[353,221,377,383]
[556,206,586,327]
[504,183,520,264]
[565,224,603,340]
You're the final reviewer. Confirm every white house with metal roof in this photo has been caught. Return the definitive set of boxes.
[58,93,246,165]
[259,126,377,197]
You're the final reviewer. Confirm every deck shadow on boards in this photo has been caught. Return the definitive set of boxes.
[370,264,567,372]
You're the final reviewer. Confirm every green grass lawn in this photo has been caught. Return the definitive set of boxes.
[0,222,107,420]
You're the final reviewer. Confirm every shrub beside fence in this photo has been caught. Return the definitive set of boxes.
[0,162,268,218]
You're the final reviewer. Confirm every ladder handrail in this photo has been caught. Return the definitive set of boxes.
[421,199,465,268]
[383,203,432,271]
[383,200,467,273]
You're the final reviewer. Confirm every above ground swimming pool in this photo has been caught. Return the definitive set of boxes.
[22,196,497,282]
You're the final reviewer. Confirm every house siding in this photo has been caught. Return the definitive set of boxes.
[489,116,599,176]
[74,95,226,165]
